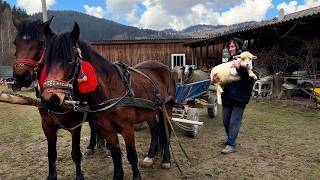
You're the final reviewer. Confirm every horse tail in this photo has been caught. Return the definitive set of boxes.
[158,110,166,155]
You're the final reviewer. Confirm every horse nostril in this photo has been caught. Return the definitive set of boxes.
[43,95,61,111]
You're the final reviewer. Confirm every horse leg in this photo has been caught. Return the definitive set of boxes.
[102,131,123,180]
[141,117,159,167]
[96,127,106,150]
[42,124,58,180]
[122,127,141,180]
[71,127,84,180]
[86,120,97,155]
[159,106,173,169]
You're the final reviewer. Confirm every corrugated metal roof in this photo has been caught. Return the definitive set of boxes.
[185,5,320,46]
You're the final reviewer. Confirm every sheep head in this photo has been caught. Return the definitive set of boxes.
[234,51,257,70]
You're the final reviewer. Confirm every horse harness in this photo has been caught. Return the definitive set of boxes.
[73,62,163,112]
[45,50,166,130]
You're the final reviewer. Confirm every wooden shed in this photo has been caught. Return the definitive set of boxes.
[90,39,201,68]
[184,6,320,74]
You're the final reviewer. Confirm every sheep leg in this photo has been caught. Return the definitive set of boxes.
[215,84,224,105]
[248,70,258,80]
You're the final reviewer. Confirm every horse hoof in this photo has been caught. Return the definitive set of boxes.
[161,162,171,169]
[133,174,142,180]
[105,149,111,156]
[85,149,95,155]
[47,175,57,180]
[76,174,84,180]
[140,157,154,167]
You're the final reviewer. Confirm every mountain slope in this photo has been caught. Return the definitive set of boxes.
[32,10,172,41]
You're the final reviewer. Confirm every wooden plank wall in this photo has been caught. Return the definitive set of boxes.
[91,43,192,67]
[194,43,224,70]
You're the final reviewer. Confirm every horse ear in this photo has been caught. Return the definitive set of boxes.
[71,22,80,44]
[12,16,21,29]
[40,16,54,37]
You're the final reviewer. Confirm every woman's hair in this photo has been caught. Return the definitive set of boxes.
[226,37,244,54]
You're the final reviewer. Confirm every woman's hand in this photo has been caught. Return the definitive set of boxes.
[231,59,240,68]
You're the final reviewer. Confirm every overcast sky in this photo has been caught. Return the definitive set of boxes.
[4,0,320,30]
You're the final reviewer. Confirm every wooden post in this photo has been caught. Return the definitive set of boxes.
[41,0,48,21]
[206,45,209,69]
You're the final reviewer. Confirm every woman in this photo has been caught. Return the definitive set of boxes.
[221,37,254,154]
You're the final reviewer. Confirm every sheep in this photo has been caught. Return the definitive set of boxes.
[172,65,197,84]
[172,66,185,84]
[210,51,258,104]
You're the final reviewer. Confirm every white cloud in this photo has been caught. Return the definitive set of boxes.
[140,0,172,29]
[277,0,320,14]
[105,0,140,20]
[218,0,273,25]
[16,0,56,15]
[84,5,104,18]
[139,0,272,30]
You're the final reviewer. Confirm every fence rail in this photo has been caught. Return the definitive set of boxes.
[0,66,13,78]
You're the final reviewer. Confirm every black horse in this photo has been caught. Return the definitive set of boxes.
[41,22,175,179]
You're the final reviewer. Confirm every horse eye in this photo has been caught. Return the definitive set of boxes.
[39,40,44,46]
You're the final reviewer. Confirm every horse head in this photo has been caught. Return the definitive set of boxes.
[41,22,81,110]
[11,17,53,91]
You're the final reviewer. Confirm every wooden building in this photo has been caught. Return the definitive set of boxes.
[184,6,320,74]
[90,39,201,68]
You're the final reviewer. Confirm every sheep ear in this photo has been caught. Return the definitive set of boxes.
[252,55,257,60]
[233,55,240,60]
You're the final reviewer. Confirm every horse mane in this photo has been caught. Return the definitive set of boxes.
[16,19,43,40]
[45,32,77,69]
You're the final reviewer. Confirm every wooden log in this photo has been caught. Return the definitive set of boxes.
[172,117,203,126]
[0,91,42,107]
[0,91,76,109]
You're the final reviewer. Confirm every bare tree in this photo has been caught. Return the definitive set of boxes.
[0,7,15,65]
[300,38,320,74]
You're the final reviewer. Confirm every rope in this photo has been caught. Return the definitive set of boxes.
[48,111,88,131]
[161,104,194,172]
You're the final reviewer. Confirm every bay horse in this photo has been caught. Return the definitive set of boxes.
[41,22,175,179]
[11,18,105,179]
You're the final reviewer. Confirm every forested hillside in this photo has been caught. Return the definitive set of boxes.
[32,10,187,41]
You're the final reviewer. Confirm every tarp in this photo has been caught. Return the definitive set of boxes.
[176,79,211,103]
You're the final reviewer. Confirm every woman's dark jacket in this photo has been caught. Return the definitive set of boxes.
[221,66,254,108]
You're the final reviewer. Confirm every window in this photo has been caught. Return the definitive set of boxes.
[171,53,186,68]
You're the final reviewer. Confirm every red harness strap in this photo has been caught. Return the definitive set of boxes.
[40,61,97,94]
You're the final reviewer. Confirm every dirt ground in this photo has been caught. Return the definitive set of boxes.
[0,86,319,180]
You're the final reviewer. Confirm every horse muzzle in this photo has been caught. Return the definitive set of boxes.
[41,90,66,111]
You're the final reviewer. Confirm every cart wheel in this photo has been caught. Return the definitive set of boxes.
[186,108,200,138]
[207,96,217,118]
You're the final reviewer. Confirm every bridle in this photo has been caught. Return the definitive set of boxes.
[43,47,82,99]
[13,47,46,80]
